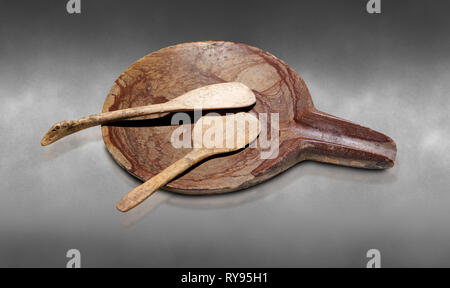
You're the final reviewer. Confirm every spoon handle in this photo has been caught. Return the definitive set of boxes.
[116,149,213,212]
[40,103,178,146]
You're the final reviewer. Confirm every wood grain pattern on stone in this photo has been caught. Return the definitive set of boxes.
[102,41,397,195]
[41,82,255,146]
[116,112,260,212]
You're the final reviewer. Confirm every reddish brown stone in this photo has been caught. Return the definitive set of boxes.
[102,41,397,195]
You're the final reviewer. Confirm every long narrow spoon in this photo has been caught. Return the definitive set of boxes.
[41,82,256,146]
[116,112,260,212]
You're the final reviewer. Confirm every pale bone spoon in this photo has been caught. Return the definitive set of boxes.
[41,82,256,146]
[116,112,260,212]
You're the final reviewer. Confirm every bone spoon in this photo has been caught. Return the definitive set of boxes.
[116,112,260,212]
[41,82,256,146]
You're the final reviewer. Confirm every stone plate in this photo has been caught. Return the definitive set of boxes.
[102,41,396,195]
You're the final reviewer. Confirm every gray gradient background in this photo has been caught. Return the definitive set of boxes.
[0,0,449,267]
